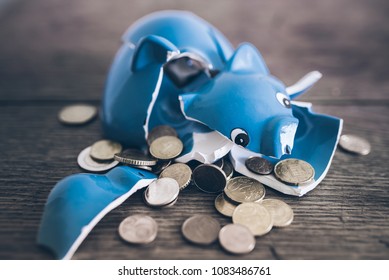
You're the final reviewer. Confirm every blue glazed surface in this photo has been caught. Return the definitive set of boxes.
[37,166,156,259]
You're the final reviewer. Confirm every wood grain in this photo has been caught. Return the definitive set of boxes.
[0,0,388,260]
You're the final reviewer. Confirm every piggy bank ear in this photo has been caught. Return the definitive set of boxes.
[286,71,322,99]
[226,43,269,75]
[131,35,178,71]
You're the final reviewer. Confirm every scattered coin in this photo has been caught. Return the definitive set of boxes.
[192,164,227,193]
[219,224,255,255]
[224,176,265,203]
[77,146,119,172]
[221,159,234,180]
[232,202,273,236]
[339,134,371,155]
[159,163,192,190]
[58,104,97,125]
[245,156,274,175]
[90,140,122,161]
[182,215,220,245]
[143,178,180,207]
[147,125,178,146]
[114,149,157,166]
[118,214,158,244]
[261,199,294,227]
[274,158,315,186]
[214,193,237,217]
[149,136,183,160]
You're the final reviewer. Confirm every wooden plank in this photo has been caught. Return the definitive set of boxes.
[0,0,388,102]
[0,104,388,259]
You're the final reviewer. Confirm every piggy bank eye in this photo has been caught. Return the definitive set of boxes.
[276,92,291,108]
[231,128,250,147]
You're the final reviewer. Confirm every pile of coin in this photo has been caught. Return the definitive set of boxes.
[59,104,371,256]
[77,140,121,172]
[74,124,298,255]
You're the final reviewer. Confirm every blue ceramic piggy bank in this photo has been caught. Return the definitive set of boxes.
[38,10,342,260]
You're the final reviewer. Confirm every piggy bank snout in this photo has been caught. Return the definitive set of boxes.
[260,116,299,158]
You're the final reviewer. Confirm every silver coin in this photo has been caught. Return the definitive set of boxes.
[274,158,315,186]
[147,125,178,146]
[224,176,265,203]
[114,149,157,166]
[221,159,234,180]
[214,193,237,217]
[232,202,273,236]
[219,224,255,255]
[90,139,122,161]
[58,104,97,125]
[149,136,183,160]
[261,199,294,227]
[182,215,220,245]
[118,214,158,244]
[144,178,180,207]
[77,146,119,172]
[159,163,192,190]
[192,164,227,193]
[339,134,371,155]
[245,156,274,175]
[142,190,179,208]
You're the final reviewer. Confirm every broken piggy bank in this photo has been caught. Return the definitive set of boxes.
[101,10,342,195]
[38,10,342,260]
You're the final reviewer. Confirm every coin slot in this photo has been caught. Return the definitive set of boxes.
[138,172,145,177]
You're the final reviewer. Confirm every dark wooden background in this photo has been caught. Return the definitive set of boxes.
[0,0,388,260]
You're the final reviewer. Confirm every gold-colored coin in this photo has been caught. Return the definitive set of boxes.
[232,202,273,236]
[149,136,183,160]
[224,176,265,203]
[261,199,294,227]
[274,159,314,186]
[147,125,178,146]
[159,163,192,190]
[90,140,122,161]
[214,193,236,217]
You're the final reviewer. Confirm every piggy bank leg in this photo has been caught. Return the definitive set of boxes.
[37,166,156,259]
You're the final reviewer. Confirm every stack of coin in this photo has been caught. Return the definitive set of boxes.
[114,148,158,171]
[77,140,121,172]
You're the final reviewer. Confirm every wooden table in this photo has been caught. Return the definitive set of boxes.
[1,0,388,260]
